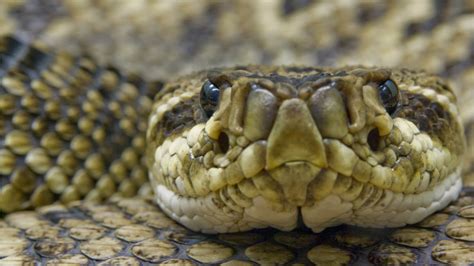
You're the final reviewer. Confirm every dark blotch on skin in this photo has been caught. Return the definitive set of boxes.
[444,40,474,78]
[404,0,450,38]
[314,37,358,66]
[180,3,219,55]
[395,92,462,154]
[282,0,315,16]
[396,94,444,134]
[9,0,65,38]
[0,36,27,59]
[357,2,388,23]
[20,46,52,72]
[161,96,206,136]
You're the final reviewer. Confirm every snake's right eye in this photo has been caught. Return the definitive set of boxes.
[200,80,220,117]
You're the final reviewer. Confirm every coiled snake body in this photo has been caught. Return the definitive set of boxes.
[0,1,473,265]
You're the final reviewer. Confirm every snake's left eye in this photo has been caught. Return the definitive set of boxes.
[378,79,399,114]
[200,80,220,117]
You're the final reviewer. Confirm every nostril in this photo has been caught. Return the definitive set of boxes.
[218,132,230,153]
[368,128,381,151]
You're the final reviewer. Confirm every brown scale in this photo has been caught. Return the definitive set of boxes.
[0,36,155,212]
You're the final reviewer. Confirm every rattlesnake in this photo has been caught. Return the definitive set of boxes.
[0,1,473,265]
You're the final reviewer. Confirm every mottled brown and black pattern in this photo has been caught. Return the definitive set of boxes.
[0,36,153,212]
[160,96,206,137]
[0,0,473,265]
[396,92,464,155]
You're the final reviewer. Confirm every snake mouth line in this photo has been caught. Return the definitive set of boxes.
[153,167,462,233]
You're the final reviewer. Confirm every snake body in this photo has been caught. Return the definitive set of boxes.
[0,1,473,265]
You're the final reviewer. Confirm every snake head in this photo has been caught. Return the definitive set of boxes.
[146,66,465,233]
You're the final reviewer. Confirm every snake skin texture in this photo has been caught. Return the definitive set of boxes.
[0,0,473,265]
[0,36,157,212]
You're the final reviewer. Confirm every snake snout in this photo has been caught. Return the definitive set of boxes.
[265,86,352,171]
[266,98,327,170]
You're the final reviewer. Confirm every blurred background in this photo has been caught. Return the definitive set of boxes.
[1,0,473,179]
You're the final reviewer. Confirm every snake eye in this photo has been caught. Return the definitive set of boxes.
[200,80,220,117]
[378,79,399,114]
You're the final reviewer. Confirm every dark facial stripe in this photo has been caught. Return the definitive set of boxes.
[395,92,464,155]
[159,95,206,137]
